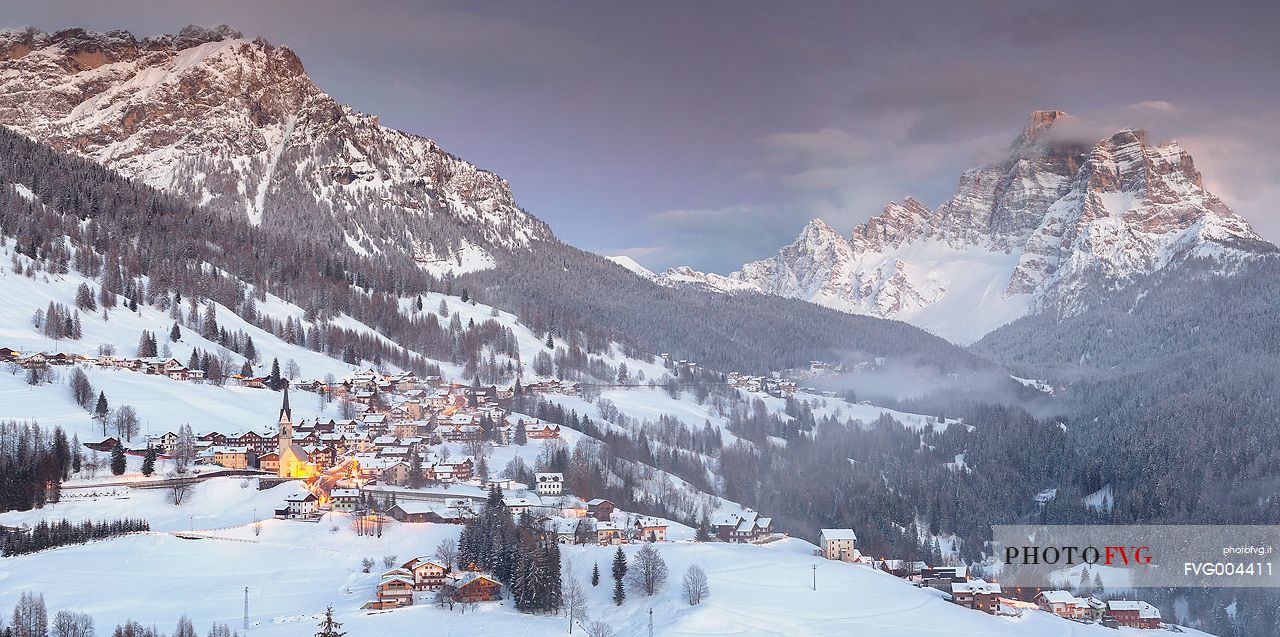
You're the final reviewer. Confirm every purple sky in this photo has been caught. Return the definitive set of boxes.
[5,0,1279,272]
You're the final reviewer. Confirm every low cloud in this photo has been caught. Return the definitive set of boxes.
[1128,100,1178,114]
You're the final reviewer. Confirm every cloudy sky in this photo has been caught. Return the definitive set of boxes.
[5,0,1279,272]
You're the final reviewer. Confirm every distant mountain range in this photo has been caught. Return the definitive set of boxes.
[650,110,1274,342]
[0,24,986,373]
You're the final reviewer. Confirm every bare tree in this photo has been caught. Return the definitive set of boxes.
[11,591,47,637]
[434,537,458,569]
[168,477,192,505]
[382,555,398,569]
[361,557,375,573]
[113,405,140,441]
[51,610,95,637]
[285,358,301,380]
[682,564,710,605]
[174,423,194,474]
[586,620,614,637]
[626,543,668,596]
[68,367,94,409]
[434,584,458,610]
[563,563,589,633]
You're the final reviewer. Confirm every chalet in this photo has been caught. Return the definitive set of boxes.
[542,517,583,545]
[452,573,502,603]
[525,422,561,439]
[483,478,518,491]
[715,510,773,543]
[147,431,180,455]
[633,517,668,542]
[438,458,474,481]
[330,488,360,513]
[388,502,440,523]
[876,559,927,578]
[0,347,20,361]
[587,498,615,522]
[364,569,415,609]
[281,492,318,519]
[402,557,453,590]
[818,528,858,561]
[503,497,540,516]
[950,579,1002,614]
[84,437,121,452]
[257,452,280,473]
[1106,600,1161,629]
[921,565,969,591]
[534,472,564,496]
[596,521,625,545]
[1035,591,1104,620]
[380,460,410,485]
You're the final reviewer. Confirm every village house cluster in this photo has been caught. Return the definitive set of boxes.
[815,529,1164,629]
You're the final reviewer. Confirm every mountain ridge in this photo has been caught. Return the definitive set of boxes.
[0,24,548,276]
[656,111,1274,343]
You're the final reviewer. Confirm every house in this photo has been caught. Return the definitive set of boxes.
[1035,590,1082,618]
[534,472,563,496]
[83,437,121,452]
[818,528,858,561]
[525,422,561,439]
[950,579,1002,614]
[278,444,313,478]
[212,446,251,470]
[596,521,625,545]
[257,452,280,474]
[280,492,318,519]
[921,565,969,591]
[452,573,503,603]
[586,498,615,522]
[147,431,180,455]
[715,510,773,543]
[876,559,927,578]
[388,502,438,523]
[633,517,668,542]
[401,557,453,590]
[364,569,415,609]
[1106,600,1161,629]
[330,488,360,513]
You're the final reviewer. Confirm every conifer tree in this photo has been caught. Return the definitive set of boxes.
[141,446,156,477]
[315,606,345,637]
[591,561,600,586]
[611,546,627,605]
[170,322,182,342]
[269,357,282,390]
[110,443,126,476]
[94,391,109,434]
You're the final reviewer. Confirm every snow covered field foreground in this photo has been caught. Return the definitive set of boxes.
[0,480,1201,637]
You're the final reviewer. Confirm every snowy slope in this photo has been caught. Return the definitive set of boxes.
[0,521,1204,637]
[657,111,1273,343]
[606,255,657,279]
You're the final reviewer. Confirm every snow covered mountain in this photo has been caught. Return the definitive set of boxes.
[658,111,1274,343]
[0,25,549,275]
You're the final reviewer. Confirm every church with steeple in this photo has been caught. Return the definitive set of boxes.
[276,386,312,478]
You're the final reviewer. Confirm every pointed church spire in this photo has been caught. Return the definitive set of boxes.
[279,385,292,423]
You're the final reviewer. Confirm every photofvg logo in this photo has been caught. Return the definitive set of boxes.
[1003,544,1152,567]
[992,525,1280,588]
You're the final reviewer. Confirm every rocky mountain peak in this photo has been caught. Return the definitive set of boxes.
[0,24,550,276]
[657,110,1273,343]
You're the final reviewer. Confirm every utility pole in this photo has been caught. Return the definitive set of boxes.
[648,608,653,637]
[812,564,817,591]
[243,586,249,631]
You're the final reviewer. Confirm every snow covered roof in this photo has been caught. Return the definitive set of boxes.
[1037,590,1078,605]
[951,579,1001,595]
[1107,600,1160,618]
[820,528,858,541]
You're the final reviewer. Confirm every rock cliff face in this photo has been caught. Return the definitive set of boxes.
[0,25,551,275]
[658,111,1272,343]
